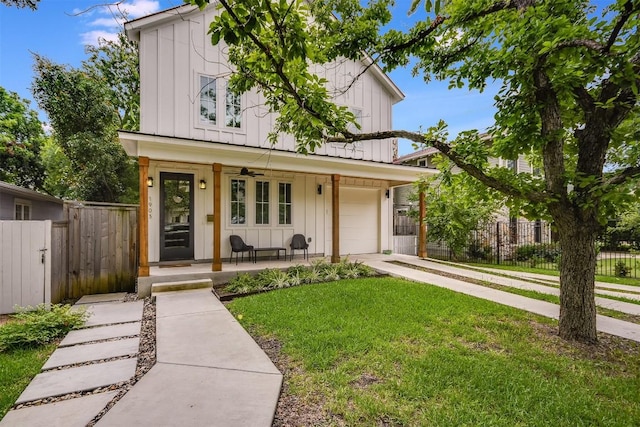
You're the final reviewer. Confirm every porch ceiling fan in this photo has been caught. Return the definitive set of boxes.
[225,167,265,177]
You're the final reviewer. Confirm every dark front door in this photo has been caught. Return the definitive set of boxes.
[160,173,194,261]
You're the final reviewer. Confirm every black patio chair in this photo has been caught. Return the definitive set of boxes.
[290,234,309,261]
[229,235,253,264]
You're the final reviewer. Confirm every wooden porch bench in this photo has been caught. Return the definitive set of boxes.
[252,247,287,263]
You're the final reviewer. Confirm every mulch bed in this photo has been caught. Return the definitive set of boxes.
[251,334,339,427]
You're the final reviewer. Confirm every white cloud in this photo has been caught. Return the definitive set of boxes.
[90,17,126,29]
[78,0,161,46]
[80,30,120,46]
[119,0,161,19]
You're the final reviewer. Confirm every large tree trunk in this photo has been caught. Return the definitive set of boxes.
[555,219,598,343]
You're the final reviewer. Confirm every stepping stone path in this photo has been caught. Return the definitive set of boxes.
[0,296,144,427]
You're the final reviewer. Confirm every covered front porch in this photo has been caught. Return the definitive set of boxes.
[120,131,432,288]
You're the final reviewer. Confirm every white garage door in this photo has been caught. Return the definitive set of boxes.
[340,188,379,254]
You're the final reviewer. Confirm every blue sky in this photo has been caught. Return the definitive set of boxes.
[0,0,498,156]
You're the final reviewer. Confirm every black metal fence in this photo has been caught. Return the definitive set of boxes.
[426,221,640,279]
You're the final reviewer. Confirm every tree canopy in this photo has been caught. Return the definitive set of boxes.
[32,54,137,203]
[0,87,46,189]
[84,31,140,131]
[1,0,39,9]
[189,0,640,343]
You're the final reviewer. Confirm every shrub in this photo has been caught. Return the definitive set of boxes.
[515,244,561,263]
[223,259,379,295]
[225,273,260,294]
[614,261,630,278]
[468,240,493,261]
[0,304,87,352]
[257,268,290,289]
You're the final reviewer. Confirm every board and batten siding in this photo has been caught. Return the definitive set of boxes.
[146,161,334,263]
[138,7,397,163]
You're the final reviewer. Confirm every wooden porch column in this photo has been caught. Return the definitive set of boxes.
[138,156,150,277]
[212,163,222,271]
[418,190,427,258]
[331,174,340,263]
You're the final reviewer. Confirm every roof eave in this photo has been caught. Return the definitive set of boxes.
[119,131,433,185]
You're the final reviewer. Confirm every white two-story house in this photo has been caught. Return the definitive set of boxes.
[119,3,430,277]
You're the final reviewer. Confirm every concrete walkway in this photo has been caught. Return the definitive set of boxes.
[97,289,282,426]
[359,254,640,342]
[1,294,142,427]
[1,289,282,427]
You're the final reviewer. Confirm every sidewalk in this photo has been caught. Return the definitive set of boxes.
[360,254,640,343]
[1,289,282,427]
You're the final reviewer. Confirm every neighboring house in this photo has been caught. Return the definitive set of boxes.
[0,181,64,221]
[392,148,551,256]
[119,4,431,275]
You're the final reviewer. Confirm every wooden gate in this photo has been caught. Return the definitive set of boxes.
[64,203,138,298]
[0,221,51,314]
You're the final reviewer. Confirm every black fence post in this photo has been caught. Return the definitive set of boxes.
[496,222,501,265]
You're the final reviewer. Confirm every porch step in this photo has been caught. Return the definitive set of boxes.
[151,279,213,295]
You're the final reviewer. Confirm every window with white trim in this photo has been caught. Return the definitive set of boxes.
[15,201,31,220]
[230,179,246,225]
[348,107,362,133]
[278,182,292,225]
[199,75,216,125]
[225,83,241,128]
[255,181,270,225]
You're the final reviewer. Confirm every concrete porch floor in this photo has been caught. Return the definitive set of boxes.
[138,254,335,297]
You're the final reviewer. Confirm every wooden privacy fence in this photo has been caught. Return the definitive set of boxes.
[51,202,138,301]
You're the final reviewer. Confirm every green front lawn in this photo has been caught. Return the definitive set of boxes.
[0,344,56,419]
[229,278,640,426]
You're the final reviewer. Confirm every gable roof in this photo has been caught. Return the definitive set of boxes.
[0,181,63,204]
[393,147,440,164]
[124,3,404,104]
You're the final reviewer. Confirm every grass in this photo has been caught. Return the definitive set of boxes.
[229,278,640,426]
[0,343,56,419]
[462,262,640,287]
[394,261,640,322]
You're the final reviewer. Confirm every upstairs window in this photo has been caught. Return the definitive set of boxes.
[225,83,242,128]
[348,107,362,133]
[255,181,270,225]
[15,201,31,220]
[200,76,216,125]
[230,179,246,225]
[278,182,292,225]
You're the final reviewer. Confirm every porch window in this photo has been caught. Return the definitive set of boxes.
[15,201,31,220]
[255,181,269,225]
[278,182,292,225]
[200,76,216,125]
[225,83,241,128]
[230,179,246,225]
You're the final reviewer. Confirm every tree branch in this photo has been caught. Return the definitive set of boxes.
[328,131,549,203]
[573,86,596,115]
[217,0,343,135]
[604,0,638,53]
[533,67,567,199]
[602,165,640,187]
